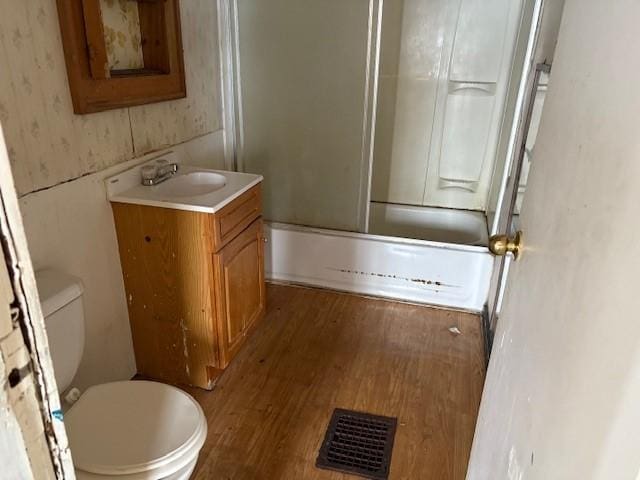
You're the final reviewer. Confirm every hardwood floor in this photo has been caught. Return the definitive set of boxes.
[186,284,486,480]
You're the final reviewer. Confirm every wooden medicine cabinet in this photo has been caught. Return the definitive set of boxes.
[56,0,186,113]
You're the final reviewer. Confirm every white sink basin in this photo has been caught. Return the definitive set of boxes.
[106,156,263,214]
[155,171,227,198]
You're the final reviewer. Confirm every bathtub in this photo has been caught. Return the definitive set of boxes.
[264,222,493,312]
[368,202,489,246]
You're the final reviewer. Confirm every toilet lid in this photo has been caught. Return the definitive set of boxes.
[65,381,206,476]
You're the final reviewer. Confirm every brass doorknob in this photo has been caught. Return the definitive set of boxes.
[488,231,523,260]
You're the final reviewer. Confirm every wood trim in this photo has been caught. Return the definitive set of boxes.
[211,185,262,252]
[0,125,75,475]
[138,0,171,74]
[55,0,186,113]
[80,0,110,79]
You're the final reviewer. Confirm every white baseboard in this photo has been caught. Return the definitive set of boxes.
[264,223,494,312]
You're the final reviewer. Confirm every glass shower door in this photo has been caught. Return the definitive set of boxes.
[233,0,378,232]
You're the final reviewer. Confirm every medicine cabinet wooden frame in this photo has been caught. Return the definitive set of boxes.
[56,0,186,114]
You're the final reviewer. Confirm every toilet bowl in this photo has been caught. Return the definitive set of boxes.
[67,381,207,480]
[35,269,207,479]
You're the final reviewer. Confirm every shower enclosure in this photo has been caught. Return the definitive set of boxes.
[218,0,550,310]
[227,0,543,247]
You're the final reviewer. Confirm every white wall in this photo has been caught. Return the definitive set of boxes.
[467,0,640,478]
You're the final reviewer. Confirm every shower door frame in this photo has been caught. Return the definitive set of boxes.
[218,0,383,233]
[484,0,548,353]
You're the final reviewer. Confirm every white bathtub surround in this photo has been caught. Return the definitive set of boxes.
[372,0,523,212]
[264,222,493,312]
[368,202,489,246]
[19,131,225,392]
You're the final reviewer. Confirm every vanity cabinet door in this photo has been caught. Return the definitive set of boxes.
[212,218,266,368]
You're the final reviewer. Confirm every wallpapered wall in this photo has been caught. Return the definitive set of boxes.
[0,0,222,196]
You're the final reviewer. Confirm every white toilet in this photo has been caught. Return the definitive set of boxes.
[36,269,207,480]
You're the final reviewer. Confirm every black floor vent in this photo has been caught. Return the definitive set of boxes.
[316,408,397,479]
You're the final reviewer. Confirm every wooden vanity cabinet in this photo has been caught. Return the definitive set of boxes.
[111,184,265,389]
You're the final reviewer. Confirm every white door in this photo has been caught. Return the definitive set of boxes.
[468,1,640,478]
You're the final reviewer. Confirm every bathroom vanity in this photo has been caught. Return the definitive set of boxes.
[107,158,265,389]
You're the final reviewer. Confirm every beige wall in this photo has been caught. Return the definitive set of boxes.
[0,1,224,391]
[0,0,221,196]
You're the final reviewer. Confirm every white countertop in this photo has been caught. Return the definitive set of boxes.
[106,153,263,214]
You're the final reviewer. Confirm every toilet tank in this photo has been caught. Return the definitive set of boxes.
[35,269,85,392]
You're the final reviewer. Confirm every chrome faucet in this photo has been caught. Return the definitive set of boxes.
[141,159,179,186]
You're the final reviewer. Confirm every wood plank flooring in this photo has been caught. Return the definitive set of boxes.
[186,284,485,480]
